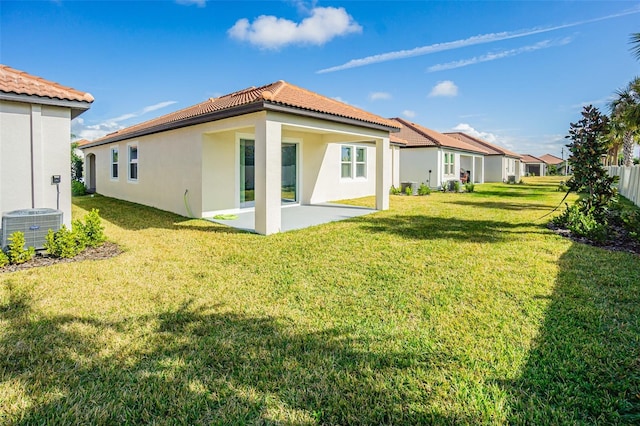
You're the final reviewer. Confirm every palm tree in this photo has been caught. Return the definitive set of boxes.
[631,33,640,61]
[609,77,640,167]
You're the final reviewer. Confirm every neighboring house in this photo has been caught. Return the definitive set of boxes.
[539,153,568,175]
[0,65,94,228]
[520,154,547,177]
[392,118,487,189]
[444,132,523,183]
[80,80,399,235]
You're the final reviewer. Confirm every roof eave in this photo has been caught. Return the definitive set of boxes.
[0,92,93,119]
[81,101,399,149]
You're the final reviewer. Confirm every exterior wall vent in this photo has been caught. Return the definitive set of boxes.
[1,208,63,250]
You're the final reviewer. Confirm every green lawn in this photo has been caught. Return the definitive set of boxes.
[1,177,639,424]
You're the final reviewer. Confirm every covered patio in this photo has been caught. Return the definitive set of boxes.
[207,203,376,233]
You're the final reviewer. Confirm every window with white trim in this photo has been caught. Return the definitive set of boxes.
[341,145,368,179]
[444,152,454,175]
[128,144,138,181]
[110,147,119,179]
[355,147,366,178]
[341,146,352,178]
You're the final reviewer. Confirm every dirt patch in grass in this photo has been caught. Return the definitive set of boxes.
[1,242,122,274]
[547,222,640,256]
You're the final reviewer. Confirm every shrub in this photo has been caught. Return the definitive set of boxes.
[464,182,475,193]
[7,231,35,264]
[452,180,461,193]
[553,204,609,243]
[405,185,413,196]
[621,209,640,242]
[72,180,86,196]
[389,185,401,195]
[0,250,8,267]
[45,225,85,258]
[44,209,105,259]
[417,183,431,196]
[78,209,106,248]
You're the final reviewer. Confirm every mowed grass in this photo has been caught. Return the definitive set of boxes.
[1,177,639,424]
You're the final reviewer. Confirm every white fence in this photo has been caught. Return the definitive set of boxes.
[608,166,640,207]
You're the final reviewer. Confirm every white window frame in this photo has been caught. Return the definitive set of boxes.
[128,143,138,182]
[444,152,454,176]
[355,147,367,178]
[341,145,368,180]
[341,145,353,179]
[110,147,119,180]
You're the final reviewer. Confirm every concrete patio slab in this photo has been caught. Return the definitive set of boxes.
[207,203,376,233]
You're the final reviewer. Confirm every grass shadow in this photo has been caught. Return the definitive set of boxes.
[503,243,640,423]
[73,194,244,234]
[1,293,477,424]
[353,214,546,242]
[448,200,552,211]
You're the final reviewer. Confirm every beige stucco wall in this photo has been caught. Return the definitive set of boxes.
[1,100,72,227]
[84,110,392,220]
[399,147,440,188]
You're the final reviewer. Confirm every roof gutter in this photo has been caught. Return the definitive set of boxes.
[0,92,93,119]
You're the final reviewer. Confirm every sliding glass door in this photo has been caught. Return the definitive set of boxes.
[239,140,298,207]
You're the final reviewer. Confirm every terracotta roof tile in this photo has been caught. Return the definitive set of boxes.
[390,118,489,154]
[87,80,398,145]
[539,153,564,165]
[0,64,94,103]
[520,154,545,163]
[75,139,91,147]
[443,132,521,158]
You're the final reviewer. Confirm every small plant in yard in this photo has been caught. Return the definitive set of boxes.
[417,182,431,196]
[45,225,86,258]
[0,249,8,267]
[552,204,609,243]
[72,180,86,196]
[45,209,106,258]
[404,185,412,196]
[389,185,401,195]
[452,180,461,193]
[6,231,35,264]
[464,182,475,193]
[75,208,106,248]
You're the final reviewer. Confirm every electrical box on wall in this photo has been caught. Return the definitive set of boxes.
[51,175,61,184]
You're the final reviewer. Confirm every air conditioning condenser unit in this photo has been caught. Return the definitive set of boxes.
[1,208,63,250]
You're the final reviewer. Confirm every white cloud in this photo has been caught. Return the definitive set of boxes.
[72,101,177,141]
[72,118,124,141]
[228,6,361,49]
[428,37,572,72]
[142,101,178,114]
[176,0,206,7]
[369,92,391,101]
[429,81,458,98]
[569,96,615,111]
[452,123,500,145]
[316,7,640,73]
[402,110,416,118]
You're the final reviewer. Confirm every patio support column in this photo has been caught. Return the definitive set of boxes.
[254,118,281,235]
[376,137,390,210]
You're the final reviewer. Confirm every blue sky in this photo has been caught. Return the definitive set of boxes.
[2,0,639,157]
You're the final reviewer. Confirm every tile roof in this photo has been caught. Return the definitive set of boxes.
[84,80,399,146]
[389,133,407,145]
[74,139,91,147]
[520,154,545,163]
[539,153,564,165]
[390,118,489,154]
[0,64,94,103]
[443,132,521,158]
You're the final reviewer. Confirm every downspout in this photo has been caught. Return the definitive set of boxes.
[29,106,35,208]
